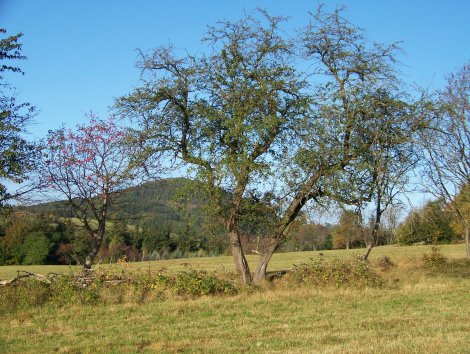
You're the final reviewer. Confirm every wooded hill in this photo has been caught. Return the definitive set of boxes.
[27,178,203,229]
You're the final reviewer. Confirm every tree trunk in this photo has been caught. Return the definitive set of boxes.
[362,223,378,261]
[362,243,373,261]
[83,232,104,270]
[363,197,382,261]
[253,239,279,284]
[229,230,252,284]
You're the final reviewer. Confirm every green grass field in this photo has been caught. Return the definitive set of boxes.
[0,243,467,280]
[1,244,469,353]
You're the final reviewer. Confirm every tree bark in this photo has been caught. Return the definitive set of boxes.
[362,222,379,261]
[362,243,373,261]
[253,239,279,284]
[229,230,252,284]
[83,231,105,270]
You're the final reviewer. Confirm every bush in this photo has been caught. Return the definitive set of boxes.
[0,247,5,265]
[0,279,51,313]
[0,266,239,313]
[49,274,100,306]
[174,269,238,296]
[422,246,447,268]
[285,256,383,288]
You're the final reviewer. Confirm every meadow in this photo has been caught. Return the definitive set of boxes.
[1,244,469,353]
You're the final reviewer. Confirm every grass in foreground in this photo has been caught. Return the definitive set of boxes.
[1,277,469,353]
[0,244,469,353]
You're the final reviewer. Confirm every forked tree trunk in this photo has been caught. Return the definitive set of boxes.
[363,197,383,261]
[251,188,315,283]
[253,239,279,284]
[84,231,105,270]
[229,230,252,284]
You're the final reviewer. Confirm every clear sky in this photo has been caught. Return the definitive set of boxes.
[1,0,470,215]
[2,0,469,139]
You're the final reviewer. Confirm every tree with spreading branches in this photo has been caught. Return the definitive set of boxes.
[118,7,420,283]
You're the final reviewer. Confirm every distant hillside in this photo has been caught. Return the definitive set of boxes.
[26,178,206,228]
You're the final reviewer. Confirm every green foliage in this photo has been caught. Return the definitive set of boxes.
[68,229,92,264]
[284,222,332,251]
[0,279,51,313]
[0,212,73,265]
[18,231,52,265]
[0,267,238,313]
[49,274,99,306]
[0,29,38,209]
[0,246,4,265]
[286,256,383,288]
[332,210,365,249]
[449,183,470,238]
[397,200,456,245]
[174,269,238,296]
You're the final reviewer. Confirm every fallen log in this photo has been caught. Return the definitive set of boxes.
[0,270,55,286]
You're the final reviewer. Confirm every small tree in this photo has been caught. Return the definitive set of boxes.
[42,115,146,269]
[332,209,364,249]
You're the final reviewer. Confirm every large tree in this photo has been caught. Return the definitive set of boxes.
[250,7,418,282]
[117,11,309,283]
[0,29,38,210]
[118,7,415,283]
[420,62,470,258]
[42,115,148,269]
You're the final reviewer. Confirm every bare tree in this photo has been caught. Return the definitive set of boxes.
[420,62,470,258]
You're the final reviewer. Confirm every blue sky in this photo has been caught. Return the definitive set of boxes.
[2,0,469,140]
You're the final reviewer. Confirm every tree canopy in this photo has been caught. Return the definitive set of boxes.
[117,7,423,283]
[0,29,38,210]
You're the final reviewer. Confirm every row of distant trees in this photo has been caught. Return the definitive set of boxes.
[0,209,330,266]
[1,5,469,284]
[0,197,463,266]
[0,211,216,266]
